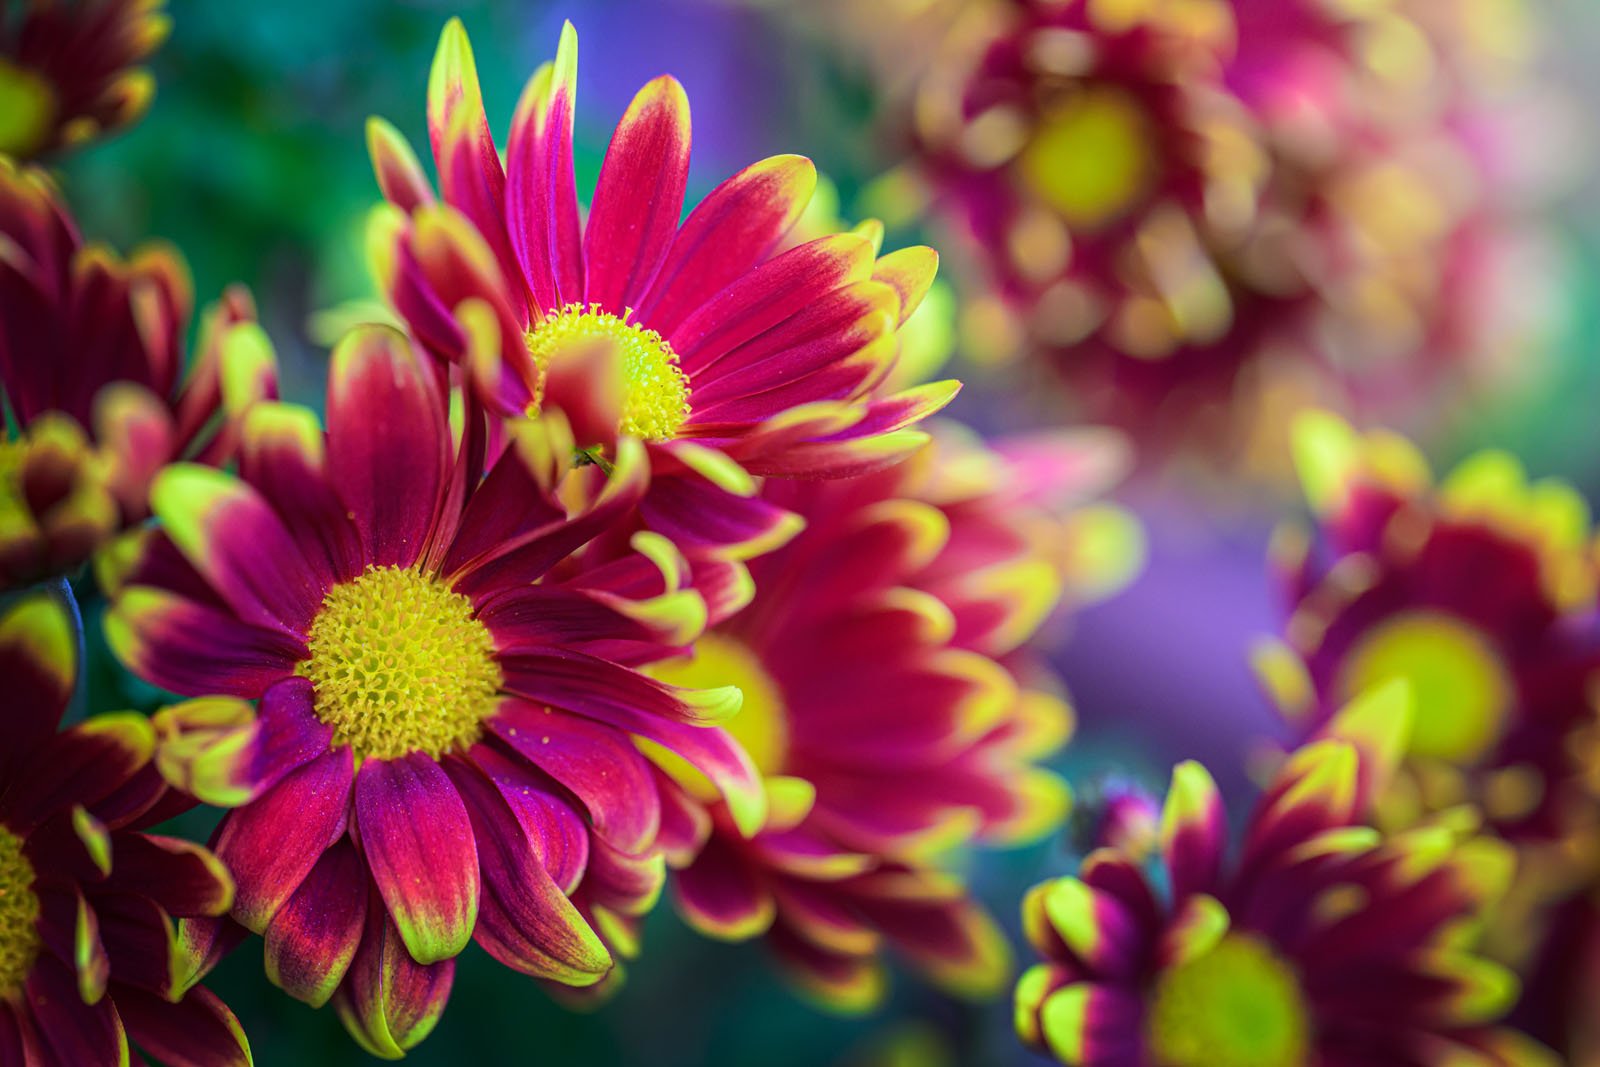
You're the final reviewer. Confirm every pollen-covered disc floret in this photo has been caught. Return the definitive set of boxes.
[0,825,41,998]
[300,565,502,761]
[525,303,691,441]
[1146,934,1309,1067]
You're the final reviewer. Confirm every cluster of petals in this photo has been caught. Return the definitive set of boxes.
[0,592,249,1066]
[646,424,1138,1010]
[0,0,168,159]
[0,157,273,594]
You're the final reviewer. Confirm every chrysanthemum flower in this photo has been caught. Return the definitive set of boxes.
[0,0,169,158]
[1218,0,1559,461]
[105,325,764,1057]
[904,0,1284,443]
[1015,686,1554,1066]
[363,19,958,560]
[0,591,250,1065]
[642,425,1138,1010]
[0,157,273,593]
[1256,412,1600,975]
[1258,412,1600,855]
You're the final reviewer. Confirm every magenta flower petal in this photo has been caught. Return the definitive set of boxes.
[116,983,251,1067]
[453,747,590,891]
[238,401,365,587]
[355,754,480,965]
[101,834,233,918]
[326,327,449,569]
[25,956,127,1065]
[671,234,875,373]
[584,75,691,313]
[0,592,74,781]
[229,676,336,798]
[675,833,775,941]
[638,154,817,334]
[216,747,354,933]
[334,908,455,1060]
[444,757,611,984]
[631,717,765,839]
[264,839,368,1008]
[488,701,660,854]
[505,22,583,309]
[426,24,516,293]
[1160,762,1228,903]
[148,462,322,633]
[105,587,306,698]
[91,892,177,997]
[3,714,155,834]
[688,282,895,407]
[499,648,733,728]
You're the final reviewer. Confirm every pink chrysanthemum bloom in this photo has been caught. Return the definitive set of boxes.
[1016,687,1555,1066]
[0,592,250,1066]
[363,19,959,561]
[1257,412,1600,959]
[104,326,764,1056]
[905,0,1286,447]
[0,0,168,158]
[1225,0,1555,436]
[0,158,273,593]
[640,426,1139,1010]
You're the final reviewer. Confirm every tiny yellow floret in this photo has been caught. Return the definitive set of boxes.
[525,303,692,441]
[300,566,502,761]
[0,826,40,998]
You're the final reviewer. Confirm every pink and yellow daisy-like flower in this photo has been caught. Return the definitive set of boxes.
[104,326,763,1056]
[1258,412,1600,853]
[0,157,273,593]
[643,426,1138,1010]
[1016,687,1554,1066]
[0,592,250,1066]
[0,0,169,158]
[905,0,1281,444]
[364,19,958,561]
[1224,0,1553,437]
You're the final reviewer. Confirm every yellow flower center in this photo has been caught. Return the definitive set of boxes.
[299,566,502,761]
[525,303,692,441]
[0,826,41,1000]
[646,634,788,793]
[0,60,56,158]
[1018,86,1153,231]
[1339,611,1512,764]
[0,438,23,511]
[1147,934,1311,1067]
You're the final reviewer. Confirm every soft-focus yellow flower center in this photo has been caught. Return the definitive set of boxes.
[1146,934,1310,1067]
[0,439,23,513]
[646,634,788,794]
[1340,611,1512,764]
[0,826,41,999]
[0,60,55,158]
[525,303,691,441]
[1019,87,1152,230]
[300,566,502,761]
